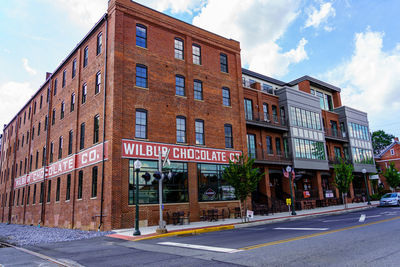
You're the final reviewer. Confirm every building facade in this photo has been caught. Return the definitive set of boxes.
[0,0,376,231]
[375,138,400,190]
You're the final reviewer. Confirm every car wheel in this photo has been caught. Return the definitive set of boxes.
[398,200,400,207]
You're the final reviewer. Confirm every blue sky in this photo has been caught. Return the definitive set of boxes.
[1,0,400,138]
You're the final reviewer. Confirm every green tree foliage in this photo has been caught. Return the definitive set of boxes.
[383,163,400,190]
[223,155,264,221]
[372,130,394,155]
[333,158,354,208]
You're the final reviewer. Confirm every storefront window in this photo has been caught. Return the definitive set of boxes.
[128,160,188,205]
[198,164,236,202]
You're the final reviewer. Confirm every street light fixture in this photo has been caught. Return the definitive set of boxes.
[286,166,296,215]
[362,168,371,205]
[133,159,142,236]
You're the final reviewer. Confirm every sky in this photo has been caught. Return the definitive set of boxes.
[0,0,400,138]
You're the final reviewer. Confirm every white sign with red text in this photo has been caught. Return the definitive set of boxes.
[14,142,108,188]
[121,139,242,164]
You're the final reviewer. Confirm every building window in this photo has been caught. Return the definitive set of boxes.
[266,136,273,155]
[262,83,274,94]
[220,53,228,73]
[68,130,73,155]
[136,24,147,48]
[272,105,278,123]
[244,99,253,120]
[276,138,282,155]
[92,166,98,198]
[82,83,87,104]
[77,171,83,199]
[80,123,85,150]
[58,136,63,160]
[263,103,269,122]
[40,95,43,109]
[198,164,235,201]
[195,119,204,145]
[27,186,30,205]
[33,101,36,115]
[66,174,71,201]
[247,134,256,159]
[174,38,184,59]
[70,93,75,112]
[50,142,54,163]
[135,109,147,139]
[47,180,51,203]
[42,147,46,166]
[128,160,188,204]
[38,122,41,136]
[35,150,39,169]
[222,87,230,106]
[93,115,100,144]
[60,102,65,119]
[47,86,50,103]
[62,70,66,88]
[176,116,186,143]
[390,149,395,155]
[95,71,101,94]
[54,79,58,96]
[294,138,325,160]
[192,44,201,65]
[334,147,341,159]
[17,189,20,206]
[83,46,88,67]
[32,127,35,140]
[44,116,48,131]
[175,75,185,96]
[33,184,37,204]
[52,109,56,125]
[194,80,203,100]
[224,124,233,148]
[97,32,102,55]
[56,177,60,202]
[135,65,147,88]
[72,59,76,78]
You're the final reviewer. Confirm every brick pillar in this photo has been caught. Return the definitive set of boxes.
[367,174,373,197]
[349,182,355,199]
[188,162,199,221]
[315,171,324,200]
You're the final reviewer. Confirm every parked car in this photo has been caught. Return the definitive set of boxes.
[379,193,400,206]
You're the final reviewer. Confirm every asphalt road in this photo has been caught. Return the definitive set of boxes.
[1,206,400,266]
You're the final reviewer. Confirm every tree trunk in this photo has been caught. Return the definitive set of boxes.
[342,192,347,209]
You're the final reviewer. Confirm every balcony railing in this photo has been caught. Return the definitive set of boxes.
[245,111,288,129]
[324,127,348,141]
[328,156,351,166]
[242,79,256,89]
[249,148,292,164]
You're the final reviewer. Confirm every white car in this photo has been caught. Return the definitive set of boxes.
[379,193,400,206]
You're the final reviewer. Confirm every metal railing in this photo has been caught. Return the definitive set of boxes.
[259,150,292,163]
[324,127,347,141]
[245,111,288,128]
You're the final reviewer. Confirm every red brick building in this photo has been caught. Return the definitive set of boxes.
[0,0,376,231]
[375,138,400,190]
[0,0,246,231]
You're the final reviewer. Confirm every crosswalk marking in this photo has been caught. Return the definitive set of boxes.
[157,242,241,253]
[359,214,366,222]
[274,227,329,231]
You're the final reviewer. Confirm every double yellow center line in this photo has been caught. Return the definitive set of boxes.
[240,216,400,251]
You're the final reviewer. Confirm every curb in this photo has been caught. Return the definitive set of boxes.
[108,204,378,242]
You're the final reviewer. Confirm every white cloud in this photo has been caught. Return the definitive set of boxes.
[322,29,400,133]
[192,0,307,77]
[0,82,36,127]
[22,58,37,75]
[135,0,206,14]
[305,2,335,30]
[43,0,107,28]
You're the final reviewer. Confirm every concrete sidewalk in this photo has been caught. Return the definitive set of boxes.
[108,201,379,241]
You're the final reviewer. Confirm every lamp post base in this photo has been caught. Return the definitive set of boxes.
[156,228,168,234]
[133,230,141,236]
[291,211,297,216]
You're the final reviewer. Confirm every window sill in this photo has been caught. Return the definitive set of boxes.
[220,71,229,75]
[174,57,184,61]
[136,45,148,50]
[194,98,204,102]
[65,200,70,203]
[193,63,202,66]
[134,86,149,90]
[176,95,187,99]
[91,197,97,200]
[223,105,232,108]
[134,137,149,141]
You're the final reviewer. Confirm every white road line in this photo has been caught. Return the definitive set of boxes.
[366,215,381,218]
[157,242,242,253]
[273,227,329,231]
[359,214,366,222]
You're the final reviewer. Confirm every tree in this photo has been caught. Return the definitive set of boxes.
[333,158,354,208]
[372,130,394,155]
[382,163,400,191]
[222,155,264,222]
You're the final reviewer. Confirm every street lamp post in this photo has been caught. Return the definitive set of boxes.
[286,166,296,215]
[362,168,371,205]
[134,159,142,236]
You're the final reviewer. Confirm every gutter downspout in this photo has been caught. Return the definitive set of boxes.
[98,14,108,231]
[40,83,52,226]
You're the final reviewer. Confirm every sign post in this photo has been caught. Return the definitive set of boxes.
[133,159,142,236]
[286,166,296,216]
[156,149,170,234]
